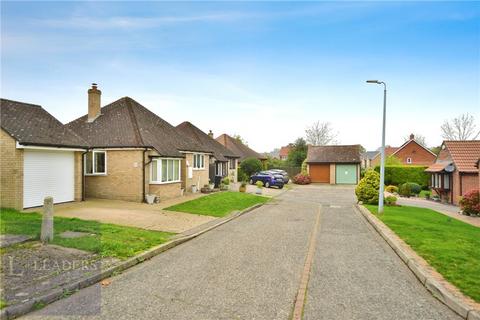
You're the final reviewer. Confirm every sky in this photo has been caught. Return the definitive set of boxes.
[1,1,479,153]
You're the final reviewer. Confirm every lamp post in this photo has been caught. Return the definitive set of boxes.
[366,80,386,214]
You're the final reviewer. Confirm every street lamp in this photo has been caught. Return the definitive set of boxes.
[366,80,387,214]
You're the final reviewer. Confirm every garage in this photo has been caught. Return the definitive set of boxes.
[335,164,358,184]
[23,149,75,208]
[309,163,330,183]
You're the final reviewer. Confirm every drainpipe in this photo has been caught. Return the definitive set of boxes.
[142,149,148,203]
[81,149,89,201]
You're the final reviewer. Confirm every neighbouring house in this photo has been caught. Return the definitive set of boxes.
[306,145,361,184]
[370,134,436,167]
[279,145,292,161]
[66,84,213,203]
[361,151,379,168]
[176,122,240,184]
[215,134,267,164]
[0,98,87,209]
[425,140,480,205]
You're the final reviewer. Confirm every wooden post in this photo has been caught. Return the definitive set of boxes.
[41,196,54,243]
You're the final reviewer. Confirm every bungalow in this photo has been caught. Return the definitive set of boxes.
[215,133,267,164]
[66,84,213,202]
[176,122,240,184]
[425,140,480,205]
[370,134,436,167]
[361,151,379,169]
[279,145,292,161]
[306,145,361,184]
[0,98,87,209]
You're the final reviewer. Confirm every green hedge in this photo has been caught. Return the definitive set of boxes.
[374,165,429,189]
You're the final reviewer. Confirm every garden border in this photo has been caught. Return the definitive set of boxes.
[0,202,266,320]
[355,204,480,320]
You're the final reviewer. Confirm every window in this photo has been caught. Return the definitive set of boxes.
[443,174,450,190]
[84,151,106,175]
[193,154,205,169]
[406,157,412,164]
[151,158,181,183]
[229,158,236,169]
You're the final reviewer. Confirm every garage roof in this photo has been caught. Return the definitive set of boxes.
[307,145,361,163]
[0,98,87,148]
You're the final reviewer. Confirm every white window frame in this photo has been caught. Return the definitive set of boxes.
[150,158,181,184]
[84,150,107,175]
[406,157,412,164]
[193,153,205,170]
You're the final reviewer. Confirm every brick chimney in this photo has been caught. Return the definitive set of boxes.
[88,83,101,122]
[409,133,415,140]
[208,130,214,138]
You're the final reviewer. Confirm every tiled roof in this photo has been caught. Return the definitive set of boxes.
[0,98,87,148]
[215,134,267,162]
[371,147,398,160]
[363,151,379,160]
[279,146,291,157]
[425,162,451,173]
[444,140,480,173]
[306,145,361,163]
[176,122,239,162]
[66,97,212,157]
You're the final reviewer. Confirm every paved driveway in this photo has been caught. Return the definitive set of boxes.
[23,185,460,320]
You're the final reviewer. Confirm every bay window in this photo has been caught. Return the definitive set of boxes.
[193,154,205,169]
[151,158,181,183]
[84,150,106,175]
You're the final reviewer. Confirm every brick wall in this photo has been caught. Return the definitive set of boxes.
[74,152,83,201]
[182,153,210,192]
[461,173,479,197]
[149,182,182,201]
[85,150,144,202]
[394,141,436,165]
[0,129,23,210]
[329,164,336,184]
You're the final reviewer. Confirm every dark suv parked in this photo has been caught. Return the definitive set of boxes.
[267,169,289,184]
[249,171,284,189]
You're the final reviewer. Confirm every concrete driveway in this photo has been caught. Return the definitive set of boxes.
[23,185,460,320]
[24,195,216,233]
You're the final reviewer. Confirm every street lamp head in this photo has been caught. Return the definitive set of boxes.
[366,80,380,84]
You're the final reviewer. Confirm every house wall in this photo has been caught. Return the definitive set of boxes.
[85,150,144,202]
[181,153,210,192]
[393,141,435,165]
[329,164,336,184]
[149,182,182,201]
[74,152,83,201]
[0,129,23,210]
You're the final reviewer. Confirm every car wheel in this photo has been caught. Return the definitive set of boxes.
[265,181,270,188]
[278,184,284,189]
[249,179,254,185]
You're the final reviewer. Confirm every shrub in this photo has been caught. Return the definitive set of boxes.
[399,183,412,197]
[385,185,398,193]
[423,190,431,199]
[374,165,429,189]
[240,181,247,187]
[222,177,230,185]
[292,173,311,185]
[408,182,422,195]
[238,168,249,182]
[240,158,263,177]
[460,189,480,216]
[385,195,397,206]
[355,169,380,204]
[301,159,308,175]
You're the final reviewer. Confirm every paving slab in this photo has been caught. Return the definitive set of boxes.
[0,234,32,248]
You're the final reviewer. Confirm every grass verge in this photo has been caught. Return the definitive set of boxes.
[0,208,174,259]
[365,204,480,302]
[165,191,269,217]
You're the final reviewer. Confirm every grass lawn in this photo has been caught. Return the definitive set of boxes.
[0,208,174,259]
[165,191,269,217]
[365,205,480,302]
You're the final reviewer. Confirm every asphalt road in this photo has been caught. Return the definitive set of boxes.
[23,185,461,320]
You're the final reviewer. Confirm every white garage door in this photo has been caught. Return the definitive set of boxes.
[23,149,75,208]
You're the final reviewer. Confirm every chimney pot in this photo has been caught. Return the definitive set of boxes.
[87,83,101,122]
[208,130,213,138]
[410,133,414,140]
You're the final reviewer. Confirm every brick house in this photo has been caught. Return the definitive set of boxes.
[66,84,213,202]
[1,99,87,210]
[370,134,436,167]
[279,145,292,161]
[306,145,361,184]
[176,122,240,184]
[425,140,480,205]
[215,134,267,165]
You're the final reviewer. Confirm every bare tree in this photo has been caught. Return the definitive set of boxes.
[305,121,338,145]
[404,133,427,147]
[441,113,480,140]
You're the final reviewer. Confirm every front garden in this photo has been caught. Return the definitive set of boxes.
[365,204,480,303]
[165,191,269,217]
